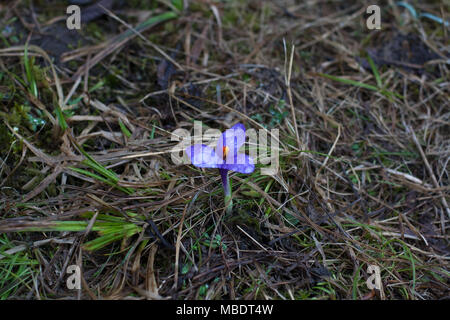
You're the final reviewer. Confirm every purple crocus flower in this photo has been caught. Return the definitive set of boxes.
[186,123,255,213]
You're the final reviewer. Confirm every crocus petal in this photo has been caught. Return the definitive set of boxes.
[186,144,220,168]
[219,153,255,174]
[215,123,246,159]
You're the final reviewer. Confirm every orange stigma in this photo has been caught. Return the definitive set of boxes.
[222,146,229,160]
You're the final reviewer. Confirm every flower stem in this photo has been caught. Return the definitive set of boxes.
[219,169,232,214]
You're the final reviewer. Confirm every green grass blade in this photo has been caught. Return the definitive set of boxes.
[318,73,380,91]
[117,11,178,43]
[366,54,382,88]
[69,167,133,194]
[23,44,38,97]
[118,118,132,138]
[54,100,68,130]
[172,0,184,11]
[352,263,364,300]
[318,73,403,99]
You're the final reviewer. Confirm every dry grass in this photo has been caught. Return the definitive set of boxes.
[0,0,448,300]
